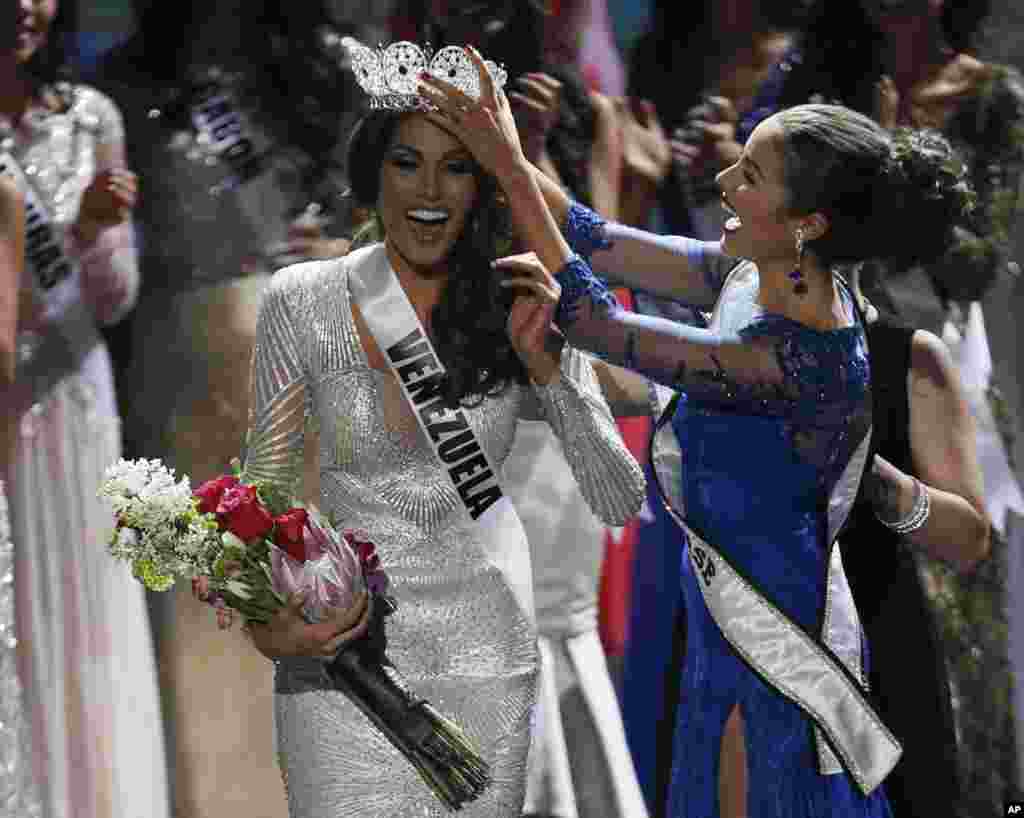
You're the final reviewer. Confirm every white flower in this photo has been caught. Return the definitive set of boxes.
[100,459,194,525]
[108,526,141,560]
[101,458,157,498]
[221,531,247,552]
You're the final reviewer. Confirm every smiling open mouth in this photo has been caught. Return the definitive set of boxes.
[407,209,450,225]
[721,196,741,232]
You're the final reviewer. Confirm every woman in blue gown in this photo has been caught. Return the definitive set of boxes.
[419,61,974,816]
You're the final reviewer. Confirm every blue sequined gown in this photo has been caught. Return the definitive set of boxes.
[655,264,892,817]
[557,203,894,816]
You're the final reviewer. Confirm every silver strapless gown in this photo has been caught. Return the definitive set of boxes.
[243,252,644,817]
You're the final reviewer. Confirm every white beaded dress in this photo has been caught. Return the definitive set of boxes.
[243,249,645,817]
[0,481,41,816]
[2,86,168,818]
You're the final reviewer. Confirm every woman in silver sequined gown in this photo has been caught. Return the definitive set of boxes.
[240,109,644,817]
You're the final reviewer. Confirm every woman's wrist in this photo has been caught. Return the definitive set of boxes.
[497,153,535,195]
[554,254,619,329]
[564,201,613,258]
[873,473,931,535]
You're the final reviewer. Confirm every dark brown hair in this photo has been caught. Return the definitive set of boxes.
[347,110,526,408]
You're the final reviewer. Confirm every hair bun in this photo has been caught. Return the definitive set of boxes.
[874,128,976,269]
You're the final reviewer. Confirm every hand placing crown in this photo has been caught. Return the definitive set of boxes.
[341,38,508,110]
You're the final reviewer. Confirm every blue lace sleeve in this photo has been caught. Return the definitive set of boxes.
[554,254,620,329]
[558,269,872,477]
[564,201,613,257]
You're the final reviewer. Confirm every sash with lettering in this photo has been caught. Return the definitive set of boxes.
[0,150,77,295]
[187,72,274,194]
[347,243,527,559]
[649,388,902,796]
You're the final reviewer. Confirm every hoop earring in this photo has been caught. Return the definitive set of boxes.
[789,229,808,296]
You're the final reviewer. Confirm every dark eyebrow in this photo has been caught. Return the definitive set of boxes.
[388,144,474,162]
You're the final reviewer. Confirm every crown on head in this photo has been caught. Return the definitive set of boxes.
[341,38,508,111]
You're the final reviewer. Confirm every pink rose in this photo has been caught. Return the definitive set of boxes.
[216,484,273,542]
[193,475,240,515]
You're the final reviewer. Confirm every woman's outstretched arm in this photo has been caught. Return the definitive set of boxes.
[495,254,793,404]
[418,51,733,310]
[529,166,732,308]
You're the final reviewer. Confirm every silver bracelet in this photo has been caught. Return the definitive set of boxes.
[876,476,931,535]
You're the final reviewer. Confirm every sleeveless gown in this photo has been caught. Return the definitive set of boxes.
[242,249,645,817]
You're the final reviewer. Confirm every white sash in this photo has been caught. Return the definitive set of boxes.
[650,395,902,796]
[0,150,78,294]
[347,244,533,617]
[189,79,267,187]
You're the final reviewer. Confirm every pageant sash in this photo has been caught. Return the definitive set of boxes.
[347,244,507,523]
[346,244,537,620]
[0,151,77,293]
[188,77,271,192]
[650,395,902,796]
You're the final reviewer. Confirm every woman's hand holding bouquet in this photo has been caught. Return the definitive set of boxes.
[99,458,490,811]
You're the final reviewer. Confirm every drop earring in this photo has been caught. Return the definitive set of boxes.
[789,228,808,295]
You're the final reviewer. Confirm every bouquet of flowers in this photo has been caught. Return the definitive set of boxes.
[98,458,490,811]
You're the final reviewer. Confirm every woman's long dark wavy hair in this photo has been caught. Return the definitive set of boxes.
[347,111,528,408]
[542,63,597,207]
[18,0,78,88]
[778,0,992,115]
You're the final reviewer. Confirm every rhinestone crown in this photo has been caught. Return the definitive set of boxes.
[341,38,508,110]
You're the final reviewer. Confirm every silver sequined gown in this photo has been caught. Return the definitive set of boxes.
[243,248,645,818]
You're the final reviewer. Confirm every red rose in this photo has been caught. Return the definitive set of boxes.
[215,484,274,542]
[273,508,310,563]
[193,475,240,515]
[354,540,376,562]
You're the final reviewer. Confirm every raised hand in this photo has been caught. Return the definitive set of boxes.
[495,251,563,384]
[74,167,137,246]
[417,45,526,182]
[509,72,564,165]
[671,96,741,181]
[618,97,672,188]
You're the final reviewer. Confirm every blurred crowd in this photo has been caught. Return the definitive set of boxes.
[3,1,1024,817]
